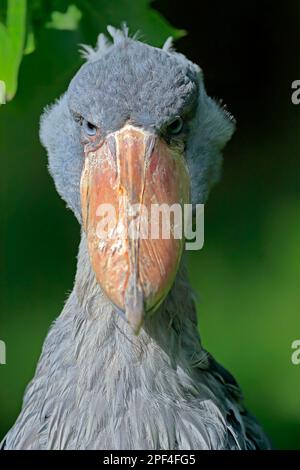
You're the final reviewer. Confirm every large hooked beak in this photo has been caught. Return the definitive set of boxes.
[80,124,190,333]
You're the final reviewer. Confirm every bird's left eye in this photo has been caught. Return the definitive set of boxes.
[167,117,184,135]
[83,120,97,137]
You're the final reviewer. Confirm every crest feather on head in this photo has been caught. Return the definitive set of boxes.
[80,24,175,62]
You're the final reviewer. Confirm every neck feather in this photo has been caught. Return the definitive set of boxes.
[73,233,207,375]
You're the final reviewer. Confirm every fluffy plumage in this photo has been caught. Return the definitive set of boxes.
[2,27,270,450]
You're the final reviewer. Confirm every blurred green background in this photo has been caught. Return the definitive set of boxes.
[0,0,299,449]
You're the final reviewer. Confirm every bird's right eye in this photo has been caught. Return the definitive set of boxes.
[82,119,98,137]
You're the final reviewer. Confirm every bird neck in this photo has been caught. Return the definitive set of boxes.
[72,234,206,386]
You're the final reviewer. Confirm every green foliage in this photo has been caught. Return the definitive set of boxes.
[75,0,185,46]
[0,0,27,101]
[0,0,184,103]
[46,4,82,31]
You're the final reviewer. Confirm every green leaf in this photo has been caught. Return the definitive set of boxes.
[77,0,185,47]
[46,4,82,31]
[0,0,27,101]
[24,24,35,55]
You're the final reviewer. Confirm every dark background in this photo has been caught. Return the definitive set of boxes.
[1,0,299,448]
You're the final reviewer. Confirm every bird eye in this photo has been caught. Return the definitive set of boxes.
[83,119,97,137]
[167,117,184,135]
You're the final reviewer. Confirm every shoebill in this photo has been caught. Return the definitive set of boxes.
[2,27,271,450]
